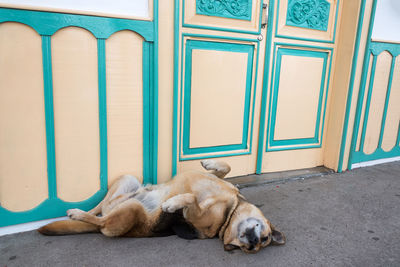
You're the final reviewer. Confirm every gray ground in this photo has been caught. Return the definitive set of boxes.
[1,162,400,267]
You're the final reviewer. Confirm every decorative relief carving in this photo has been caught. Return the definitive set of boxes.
[196,0,252,20]
[286,0,330,31]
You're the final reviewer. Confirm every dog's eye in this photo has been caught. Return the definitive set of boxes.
[261,236,269,243]
[240,234,245,238]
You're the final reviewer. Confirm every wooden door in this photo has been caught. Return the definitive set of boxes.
[257,0,341,173]
[173,0,266,177]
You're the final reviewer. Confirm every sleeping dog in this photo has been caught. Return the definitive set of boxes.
[38,160,285,253]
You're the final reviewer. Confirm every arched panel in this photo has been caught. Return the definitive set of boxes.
[0,22,48,211]
[106,30,144,185]
[52,26,100,202]
[382,57,400,151]
[363,51,392,154]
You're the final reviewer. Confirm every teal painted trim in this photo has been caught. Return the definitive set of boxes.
[182,33,259,43]
[377,57,396,148]
[0,192,107,227]
[41,35,57,199]
[180,40,255,158]
[268,47,329,149]
[0,7,154,40]
[396,122,400,147]
[337,0,367,172]
[97,38,108,191]
[151,0,159,184]
[370,41,400,57]
[347,0,378,168]
[352,147,400,164]
[256,0,276,174]
[286,0,330,31]
[142,42,151,184]
[358,55,377,150]
[196,0,252,21]
[180,151,251,161]
[265,43,333,152]
[174,34,259,164]
[172,0,180,177]
[275,0,340,44]
[182,0,263,35]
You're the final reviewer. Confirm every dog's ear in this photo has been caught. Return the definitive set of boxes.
[270,224,286,246]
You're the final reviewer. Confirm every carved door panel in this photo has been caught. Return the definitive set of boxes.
[173,0,265,177]
[257,0,341,173]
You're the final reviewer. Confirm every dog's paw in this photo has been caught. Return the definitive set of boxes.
[201,159,217,171]
[161,198,181,213]
[67,208,85,220]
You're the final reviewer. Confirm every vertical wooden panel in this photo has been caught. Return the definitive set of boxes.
[0,22,48,211]
[363,51,391,154]
[52,27,100,202]
[382,57,400,151]
[274,55,324,140]
[106,31,144,185]
[189,49,248,148]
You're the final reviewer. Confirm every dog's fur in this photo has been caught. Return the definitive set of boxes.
[38,160,285,253]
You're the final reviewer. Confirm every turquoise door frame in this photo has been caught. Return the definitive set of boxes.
[346,0,400,169]
[0,5,158,227]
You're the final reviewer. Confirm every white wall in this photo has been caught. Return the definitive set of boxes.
[0,0,149,19]
[372,0,400,42]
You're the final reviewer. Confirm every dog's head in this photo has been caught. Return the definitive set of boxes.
[220,199,285,253]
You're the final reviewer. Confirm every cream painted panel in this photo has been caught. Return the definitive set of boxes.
[276,0,338,41]
[52,27,100,202]
[183,0,261,32]
[363,52,391,154]
[263,149,323,173]
[190,49,248,148]
[106,31,144,185]
[382,57,400,151]
[157,0,175,183]
[274,55,324,140]
[323,0,360,170]
[356,54,374,151]
[177,154,255,178]
[0,22,48,211]
[341,0,375,170]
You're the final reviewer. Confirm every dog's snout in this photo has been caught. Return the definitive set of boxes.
[245,228,259,245]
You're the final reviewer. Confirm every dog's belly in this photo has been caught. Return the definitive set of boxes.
[130,185,170,212]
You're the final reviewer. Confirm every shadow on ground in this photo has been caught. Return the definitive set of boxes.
[1,162,400,266]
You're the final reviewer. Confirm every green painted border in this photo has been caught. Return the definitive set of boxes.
[195,0,253,21]
[264,43,333,152]
[256,0,276,174]
[337,0,368,172]
[275,0,340,44]
[180,40,254,158]
[346,0,378,169]
[172,0,180,176]
[267,47,329,151]
[182,0,263,35]
[0,7,154,41]
[178,35,260,161]
[0,5,158,226]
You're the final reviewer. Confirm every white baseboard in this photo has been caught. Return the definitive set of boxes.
[0,216,68,237]
[352,156,400,169]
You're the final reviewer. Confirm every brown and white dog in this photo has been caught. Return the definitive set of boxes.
[38,160,285,253]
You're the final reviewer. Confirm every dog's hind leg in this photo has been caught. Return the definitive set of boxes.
[201,160,231,178]
[67,199,150,237]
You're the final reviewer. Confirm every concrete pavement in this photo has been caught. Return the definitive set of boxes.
[1,162,400,266]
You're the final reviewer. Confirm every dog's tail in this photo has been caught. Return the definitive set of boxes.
[38,220,100,236]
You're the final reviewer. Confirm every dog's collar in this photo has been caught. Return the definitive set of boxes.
[218,195,241,240]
